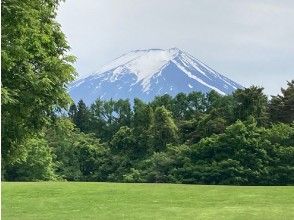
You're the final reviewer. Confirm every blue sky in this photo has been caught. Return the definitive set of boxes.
[57,0,294,95]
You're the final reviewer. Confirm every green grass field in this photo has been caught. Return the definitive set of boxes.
[2,182,294,220]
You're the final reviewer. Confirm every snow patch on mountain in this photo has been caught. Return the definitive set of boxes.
[69,48,242,104]
[96,48,179,91]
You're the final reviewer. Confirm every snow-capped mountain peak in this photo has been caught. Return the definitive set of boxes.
[96,48,180,91]
[69,48,242,104]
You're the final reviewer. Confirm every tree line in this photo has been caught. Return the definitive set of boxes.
[4,81,294,185]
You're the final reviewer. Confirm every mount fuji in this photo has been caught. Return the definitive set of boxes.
[69,48,242,104]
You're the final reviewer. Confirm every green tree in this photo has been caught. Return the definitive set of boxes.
[74,134,109,181]
[151,94,173,111]
[138,145,190,183]
[114,99,132,127]
[233,86,268,125]
[186,91,206,118]
[172,93,188,120]
[269,80,294,123]
[206,91,235,122]
[89,99,107,140]
[152,106,178,151]
[74,100,90,132]
[133,98,153,131]
[179,114,227,144]
[100,99,117,141]
[206,90,222,111]
[139,152,173,183]
[1,0,76,164]
[262,123,294,184]
[68,103,77,120]
[46,118,111,181]
[185,120,271,184]
[132,99,154,154]
[110,126,136,154]
[45,118,82,180]
[5,135,57,181]
[264,123,294,146]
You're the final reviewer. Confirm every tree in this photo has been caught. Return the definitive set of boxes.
[4,135,57,181]
[151,94,173,111]
[114,99,132,127]
[185,120,271,185]
[46,118,111,181]
[100,99,117,141]
[73,134,109,181]
[206,90,222,111]
[1,0,76,164]
[172,93,188,120]
[171,91,210,120]
[152,106,178,151]
[269,80,294,123]
[110,126,136,154]
[138,145,190,183]
[179,113,227,144]
[68,103,77,120]
[262,123,294,184]
[133,98,153,130]
[139,152,173,183]
[74,100,90,132]
[186,91,206,118]
[233,86,268,125]
[45,118,83,180]
[132,99,154,156]
[206,91,235,122]
[264,123,294,146]
[88,99,107,140]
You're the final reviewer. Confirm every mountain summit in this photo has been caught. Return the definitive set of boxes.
[69,48,242,104]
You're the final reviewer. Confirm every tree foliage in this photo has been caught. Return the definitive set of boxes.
[5,135,56,181]
[233,86,268,125]
[152,106,178,151]
[1,0,76,164]
[3,82,294,184]
[269,80,294,123]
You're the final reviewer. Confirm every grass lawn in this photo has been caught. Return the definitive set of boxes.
[2,182,294,220]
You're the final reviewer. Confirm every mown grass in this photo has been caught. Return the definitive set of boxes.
[2,182,294,220]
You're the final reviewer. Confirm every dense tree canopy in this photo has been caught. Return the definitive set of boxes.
[152,106,178,151]
[269,80,294,123]
[4,80,293,184]
[1,0,76,165]
[233,86,268,125]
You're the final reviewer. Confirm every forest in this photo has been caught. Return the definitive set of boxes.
[3,83,294,185]
[1,0,294,185]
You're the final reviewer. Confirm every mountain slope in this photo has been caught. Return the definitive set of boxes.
[69,48,242,104]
